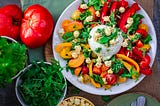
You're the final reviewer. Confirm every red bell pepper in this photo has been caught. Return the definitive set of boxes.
[110,1,118,14]
[136,29,148,38]
[100,2,108,24]
[119,3,140,33]
[132,47,143,58]
[140,66,152,75]
[140,54,150,69]
[119,0,128,9]
[93,66,102,75]
[136,40,144,48]
[78,6,84,12]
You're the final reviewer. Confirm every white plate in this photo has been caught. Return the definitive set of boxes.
[52,0,157,95]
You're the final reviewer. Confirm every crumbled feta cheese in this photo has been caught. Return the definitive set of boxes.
[108,69,113,74]
[109,39,117,45]
[102,16,110,22]
[95,11,100,17]
[72,39,78,43]
[94,32,101,41]
[104,60,112,67]
[95,62,102,68]
[102,78,107,84]
[86,57,91,64]
[73,30,80,38]
[71,51,78,58]
[78,76,83,83]
[104,26,112,36]
[80,4,88,9]
[121,39,128,47]
[95,57,102,68]
[85,16,93,22]
[74,45,81,53]
[119,7,125,13]
[74,98,80,105]
[127,17,134,24]
[125,23,132,29]
[58,28,64,36]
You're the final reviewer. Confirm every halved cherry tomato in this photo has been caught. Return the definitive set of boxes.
[100,2,108,24]
[103,74,117,85]
[110,1,118,14]
[82,65,89,75]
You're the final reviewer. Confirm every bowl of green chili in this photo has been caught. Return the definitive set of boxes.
[15,60,67,106]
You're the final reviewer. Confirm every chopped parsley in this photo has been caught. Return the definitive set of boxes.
[95,47,102,53]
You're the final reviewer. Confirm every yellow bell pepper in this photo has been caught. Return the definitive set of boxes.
[116,54,140,73]
[141,44,151,52]
[55,42,72,53]
[60,47,72,59]
[91,78,101,88]
[89,61,93,76]
[117,76,127,83]
[121,60,139,79]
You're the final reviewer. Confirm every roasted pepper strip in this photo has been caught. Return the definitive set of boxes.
[89,61,93,76]
[100,2,108,24]
[136,29,148,38]
[121,60,139,79]
[119,0,128,9]
[55,42,72,53]
[119,3,140,33]
[110,1,118,14]
[60,47,72,59]
[140,44,151,51]
[116,54,140,72]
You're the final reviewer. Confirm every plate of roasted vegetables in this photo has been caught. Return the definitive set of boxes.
[53,0,157,95]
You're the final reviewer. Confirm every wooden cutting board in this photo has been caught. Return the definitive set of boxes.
[44,0,160,105]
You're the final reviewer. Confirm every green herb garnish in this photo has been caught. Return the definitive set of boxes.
[91,74,104,85]
[0,37,27,87]
[18,60,66,106]
[95,47,102,53]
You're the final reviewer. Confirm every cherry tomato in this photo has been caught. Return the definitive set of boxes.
[104,74,117,85]
[81,65,89,75]
[20,4,54,48]
[140,54,150,68]
[0,4,22,39]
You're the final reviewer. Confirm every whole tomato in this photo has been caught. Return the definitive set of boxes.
[0,4,22,39]
[20,4,54,48]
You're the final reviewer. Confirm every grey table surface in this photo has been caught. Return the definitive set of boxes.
[0,0,160,106]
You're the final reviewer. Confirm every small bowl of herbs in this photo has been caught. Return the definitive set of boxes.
[15,60,67,106]
[0,36,27,87]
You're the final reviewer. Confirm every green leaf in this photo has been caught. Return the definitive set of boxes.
[95,47,102,53]
[91,74,104,85]
[111,59,124,73]
[101,96,111,102]
[142,34,152,44]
